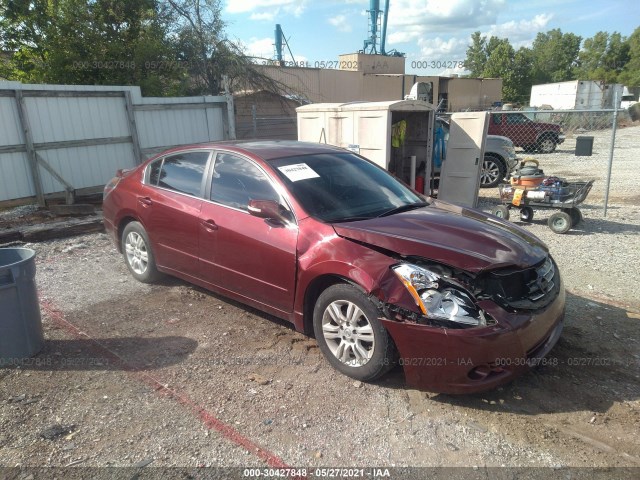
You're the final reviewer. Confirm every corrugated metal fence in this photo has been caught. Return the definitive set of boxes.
[0,82,235,206]
[236,111,297,141]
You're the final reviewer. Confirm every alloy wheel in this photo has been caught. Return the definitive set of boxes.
[321,300,375,367]
[481,159,501,187]
[125,232,149,275]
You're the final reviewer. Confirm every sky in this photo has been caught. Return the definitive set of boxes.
[222,0,640,76]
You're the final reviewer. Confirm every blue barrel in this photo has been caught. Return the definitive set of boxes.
[0,248,44,363]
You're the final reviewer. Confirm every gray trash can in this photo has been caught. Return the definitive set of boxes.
[575,136,594,156]
[0,248,44,363]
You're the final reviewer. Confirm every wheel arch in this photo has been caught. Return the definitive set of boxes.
[116,214,140,253]
[302,274,366,336]
[484,151,506,165]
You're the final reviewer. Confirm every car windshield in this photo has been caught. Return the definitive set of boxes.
[268,152,425,222]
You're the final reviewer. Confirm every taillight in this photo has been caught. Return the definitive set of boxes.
[103,176,121,200]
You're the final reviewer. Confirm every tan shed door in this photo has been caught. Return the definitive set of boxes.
[438,112,488,208]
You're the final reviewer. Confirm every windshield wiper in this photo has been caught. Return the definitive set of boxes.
[376,202,429,218]
[332,215,374,223]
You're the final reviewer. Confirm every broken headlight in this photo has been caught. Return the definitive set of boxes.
[392,263,487,327]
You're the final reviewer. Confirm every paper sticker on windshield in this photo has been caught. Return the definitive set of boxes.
[278,163,320,182]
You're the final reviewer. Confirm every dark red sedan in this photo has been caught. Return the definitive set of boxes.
[103,141,564,394]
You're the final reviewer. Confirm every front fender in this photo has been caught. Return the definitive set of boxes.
[293,231,397,331]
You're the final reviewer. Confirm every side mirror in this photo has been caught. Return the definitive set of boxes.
[247,199,287,222]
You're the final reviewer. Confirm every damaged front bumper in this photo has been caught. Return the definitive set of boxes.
[380,281,565,394]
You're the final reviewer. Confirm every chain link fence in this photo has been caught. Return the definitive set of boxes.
[475,108,638,216]
[231,101,639,216]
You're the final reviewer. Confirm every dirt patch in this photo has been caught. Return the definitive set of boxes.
[1,262,638,469]
[1,126,639,472]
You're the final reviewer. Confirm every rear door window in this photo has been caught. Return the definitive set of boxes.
[149,151,210,196]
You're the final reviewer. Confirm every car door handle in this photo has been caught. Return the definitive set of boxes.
[138,196,152,207]
[201,219,218,231]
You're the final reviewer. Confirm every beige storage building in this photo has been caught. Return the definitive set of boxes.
[254,64,501,111]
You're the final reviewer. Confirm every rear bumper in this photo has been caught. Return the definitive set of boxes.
[381,284,565,394]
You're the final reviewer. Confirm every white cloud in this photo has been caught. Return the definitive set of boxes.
[385,0,554,58]
[328,14,353,33]
[416,37,469,61]
[386,0,506,41]
[485,13,553,44]
[240,37,309,67]
[226,0,308,18]
[243,37,275,60]
[249,11,278,22]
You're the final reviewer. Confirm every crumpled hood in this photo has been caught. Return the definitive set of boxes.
[333,200,548,273]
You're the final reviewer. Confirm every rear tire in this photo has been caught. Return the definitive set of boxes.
[313,284,395,382]
[548,212,572,234]
[122,221,162,283]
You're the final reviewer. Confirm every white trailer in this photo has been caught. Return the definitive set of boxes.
[530,81,624,110]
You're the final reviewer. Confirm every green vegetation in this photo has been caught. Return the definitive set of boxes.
[1,2,637,101]
[0,0,288,96]
[464,26,639,103]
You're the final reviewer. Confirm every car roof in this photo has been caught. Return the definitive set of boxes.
[160,140,347,161]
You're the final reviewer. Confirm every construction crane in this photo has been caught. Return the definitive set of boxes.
[274,24,297,66]
[362,0,403,56]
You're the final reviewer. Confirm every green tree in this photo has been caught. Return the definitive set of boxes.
[483,42,513,77]
[485,36,508,59]
[484,42,518,101]
[0,0,181,95]
[464,31,487,77]
[463,33,533,103]
[619,27,640,86]
[511,47,535,103]
[165,0,292,96]
[531,29,582,83]
[576,31,608,77]
[577,31,630,83]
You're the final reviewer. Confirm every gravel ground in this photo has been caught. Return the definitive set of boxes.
[479,123,640,305]
[0,125,639,476]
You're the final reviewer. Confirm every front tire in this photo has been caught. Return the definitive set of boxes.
[480,156,506,188]
[313,284,395,382]
[122,221,162,283]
